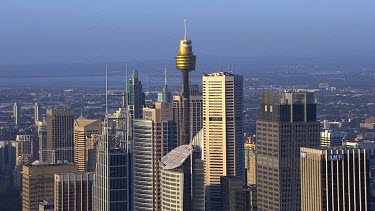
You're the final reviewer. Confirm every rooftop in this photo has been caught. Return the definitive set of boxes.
[203,71,237,77]
[161,144,191,170]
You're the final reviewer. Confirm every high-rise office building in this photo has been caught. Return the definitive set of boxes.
[74,116,101,172]
[13,102,20,125]
[54,172,94,211]
[256,91,320,210]
[46,109,75,163]
[160,141,205,211]
[300,146,371,211]
[173,93,203,145]
[34,103,39,126]
[158,68,171,103]
[93,68,130,211]
[221,176,256,211]
[15,135,37,166]
[132,102,177,210]
[343,141,375,210]
[191,129,205,211]
[126,70,145,120]
[92,147,129,211]
[0,141,16,175]
[160,145,192,211]
[132,119,154,210]
[37,120,48,162]
[203,72,244,210]
[320,129,346,147]
[244,140,256,186]
[22,161,78,211]
[14,135,37,192]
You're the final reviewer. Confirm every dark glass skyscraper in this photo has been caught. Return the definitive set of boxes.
[256,91,320,210]
[127,70,145,120]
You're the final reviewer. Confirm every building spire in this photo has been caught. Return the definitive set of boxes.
[164,68,167,87]
[184,18,187,40]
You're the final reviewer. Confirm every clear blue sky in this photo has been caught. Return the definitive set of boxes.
[0,0,374,65]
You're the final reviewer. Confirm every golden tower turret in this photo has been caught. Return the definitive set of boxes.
[176,19,196,71]
[175,19,196,147]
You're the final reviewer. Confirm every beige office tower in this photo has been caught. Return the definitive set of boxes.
[256,92,320,210]
[300,146,371,211]
[74,116,101,172]
[22,161,77,211]
[173,92,203,145]
[203,72,244,210]
[244,140,256,186]
[54,172,94,211]
[46,109,74,163]
[133,102,177,211]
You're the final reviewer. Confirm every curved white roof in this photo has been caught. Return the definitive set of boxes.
[161,145,191,170]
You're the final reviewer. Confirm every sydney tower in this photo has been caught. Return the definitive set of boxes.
[175,19,196,146]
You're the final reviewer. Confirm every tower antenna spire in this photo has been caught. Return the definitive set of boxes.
[164,67,167,86]
[184,18,187,40]
[105,64,108,115]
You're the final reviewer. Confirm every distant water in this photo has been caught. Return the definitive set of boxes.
[0,73,204,88]
[0,62,204,88]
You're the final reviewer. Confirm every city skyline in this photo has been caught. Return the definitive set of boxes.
[0,2,375,211]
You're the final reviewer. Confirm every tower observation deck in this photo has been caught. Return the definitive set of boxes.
[175,19,196,146]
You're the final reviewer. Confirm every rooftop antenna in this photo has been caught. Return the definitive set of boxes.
[125,64,128,93]
[164,67,167,87]
[287,65,290,90]
[184,18,187,40]
[146,76,149,94]
[105,64,109,152]
[105,64,108,115]
[125,64,128,107]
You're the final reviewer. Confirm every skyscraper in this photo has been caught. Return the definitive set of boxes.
[13,102,20,125]
[173,93,203,145]
[256,91,320,210]
[159,139,205,211]
[22,161,78,211]
[126,70,145,120]
[74,116,101,172]
[160,145,192,211]
[203,72,244,210]
[300,145,371,211]
[175,19,196,146]
[15,135,37,166]
[37,120,48,162]
[46,109,75,163]
[132,119,154,210]
[221,176,255,211]
[34,103,39,126]
[92,68,130,211]
[244,140,256,186]
[133,102,177,210]
[320,129,346,147]
[0,141,16,175]
[158,68,171,103]
[54,172,94,211]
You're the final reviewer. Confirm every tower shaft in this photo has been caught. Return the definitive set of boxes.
[181,70,190,145]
